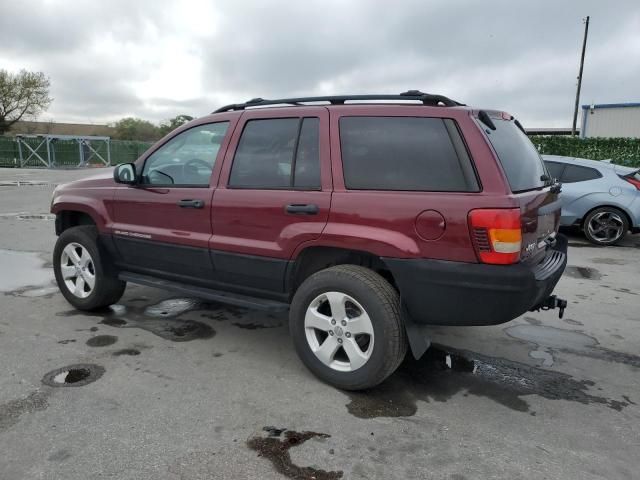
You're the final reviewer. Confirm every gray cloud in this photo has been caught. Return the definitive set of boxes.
[1,0,639,127]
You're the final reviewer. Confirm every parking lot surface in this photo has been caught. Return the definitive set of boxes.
[1,168,639,480]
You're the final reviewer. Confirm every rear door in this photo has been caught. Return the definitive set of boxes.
[211,107,331,293]
[479,115,560,264]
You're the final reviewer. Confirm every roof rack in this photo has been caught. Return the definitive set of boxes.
[213,90,464,113]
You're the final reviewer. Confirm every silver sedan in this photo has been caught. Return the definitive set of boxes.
[543,155,640,245]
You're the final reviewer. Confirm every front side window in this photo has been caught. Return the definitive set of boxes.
[229,117,320,189]
[141,122,229,186]
[339,116,478,191]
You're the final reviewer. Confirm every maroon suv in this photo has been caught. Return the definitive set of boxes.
[50,91,567,389]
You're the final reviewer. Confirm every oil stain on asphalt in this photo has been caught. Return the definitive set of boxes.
[345,344,633,419]
[247,427,343,480]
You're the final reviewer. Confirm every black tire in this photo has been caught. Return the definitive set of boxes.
[583,207,629,246]
[53,226,126,311]
[289,264,407,390]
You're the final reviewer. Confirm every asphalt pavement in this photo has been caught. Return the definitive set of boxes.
[1,167,639,480]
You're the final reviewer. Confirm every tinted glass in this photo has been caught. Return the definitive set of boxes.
[544,161,565,181]
[229,118,298,188]
[482,119,547,192]
[293,118,320,188]
[142,122,229,186]
[561,165,602,183]
[339,117,475,191]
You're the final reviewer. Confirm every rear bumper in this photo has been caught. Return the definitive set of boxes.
[384,234,568,326]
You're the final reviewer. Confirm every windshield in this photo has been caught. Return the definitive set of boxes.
[480,117,548,193]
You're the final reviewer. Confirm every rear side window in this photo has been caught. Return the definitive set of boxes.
[560,165,602,183]
[481,118,547,192]
[544,161,565,181]
[229,118,320,189]
[339,117,479,191]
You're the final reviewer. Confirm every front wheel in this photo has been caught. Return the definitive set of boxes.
[583,207,629,246]
[53,226,126,311]
[289,265,407,390]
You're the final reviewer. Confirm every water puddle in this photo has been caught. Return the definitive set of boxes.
[247,427,343,480]
[86,335,118,347]
[505,324,640,369]
[7,284,59,298]
[112,348,141,356]
[345,344,633,418]
[200,307,285,329]
[56,296,283,341]
[0,249,53,292]
[57,298,217,342]
[564,266,603,280]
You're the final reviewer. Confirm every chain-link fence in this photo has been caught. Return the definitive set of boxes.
[0,136,153,168]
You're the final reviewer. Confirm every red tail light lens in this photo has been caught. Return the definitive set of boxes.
[624,176,640,190]
[469,208,522,265]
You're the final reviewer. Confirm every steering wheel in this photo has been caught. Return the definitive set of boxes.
[182,158,213,182]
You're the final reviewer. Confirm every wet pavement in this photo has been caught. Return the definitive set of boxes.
[1,168,640,480]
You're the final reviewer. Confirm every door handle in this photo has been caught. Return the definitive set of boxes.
[285,204,319,215]
[177,199,204,209]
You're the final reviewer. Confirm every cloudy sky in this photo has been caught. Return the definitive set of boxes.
[1,0,639,127]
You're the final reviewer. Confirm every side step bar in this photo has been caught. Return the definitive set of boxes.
[119,272,289,313]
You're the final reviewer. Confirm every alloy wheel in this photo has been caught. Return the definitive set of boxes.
[304,291,375,372]
[587,211,625,244]
[60,242,96,298]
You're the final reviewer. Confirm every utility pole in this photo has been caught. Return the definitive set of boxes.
[572,16,590,137]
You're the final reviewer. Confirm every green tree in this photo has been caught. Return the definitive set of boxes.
[158,114,194,137]
[112,117,161,141]
[0,69,53,135]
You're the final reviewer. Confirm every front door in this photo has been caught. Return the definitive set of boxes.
[111,121,231,283]
[211,108,331,294]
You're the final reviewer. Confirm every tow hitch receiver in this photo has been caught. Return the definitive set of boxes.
[533,295,568,318]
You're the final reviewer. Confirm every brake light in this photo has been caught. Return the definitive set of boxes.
[469,209,522,265]
[624,176,640,190]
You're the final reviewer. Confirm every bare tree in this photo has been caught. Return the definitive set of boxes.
[0,69,53,135]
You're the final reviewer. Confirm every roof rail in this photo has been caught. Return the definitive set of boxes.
[213,90,464,113]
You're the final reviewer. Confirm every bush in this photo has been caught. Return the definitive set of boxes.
[530,136,640,167]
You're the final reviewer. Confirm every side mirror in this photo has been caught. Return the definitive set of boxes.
[114,163,137,185]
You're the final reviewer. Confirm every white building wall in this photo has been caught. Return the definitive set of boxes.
[582,105,640,138]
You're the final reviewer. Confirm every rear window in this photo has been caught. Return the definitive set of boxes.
[544,161,565,181]
[561,165,602,183]
[481,118,547,192]
[339,117,479,191]
[228,117,321,189]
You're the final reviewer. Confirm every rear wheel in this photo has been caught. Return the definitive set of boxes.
[53,226,126,310]
[289,265,407,390]
[583,207,628,245]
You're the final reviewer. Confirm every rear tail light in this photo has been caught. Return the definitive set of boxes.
[624,176,640,190]
[469,208,522,265]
